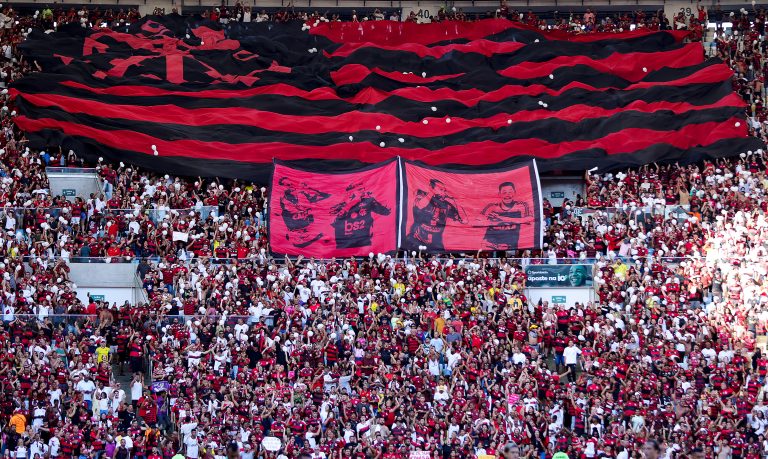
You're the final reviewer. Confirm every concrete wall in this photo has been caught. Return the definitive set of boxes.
[540,176,585,208]
[69,262,145,305]
[527,287,594,309]
[47,171,103,201]
[68,262,138,288]
[76,287,136,306]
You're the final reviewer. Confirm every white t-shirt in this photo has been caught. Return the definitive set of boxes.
[48,437,60,456]
[32,407,47,428]
[3,305,14,322]
[29,441,47,459]
[429,337,444,353]
[131,381,143,401]
[563,345,582,365]
[188,350,202,368]
[180,422,198,441]
[76,380,96,401]
[184,437,200,458]
[339,374,353,394]
[428,358,440,376]
[48,388,62,405]
[702,347,717,362]
[234,323,248,340]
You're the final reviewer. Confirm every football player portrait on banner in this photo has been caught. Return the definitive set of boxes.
[269,160,398,257]
[401,160,543,253]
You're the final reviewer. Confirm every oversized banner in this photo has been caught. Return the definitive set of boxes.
[525,264,594,288]
[12,17,762,182]
[400,160,542,252]
[269,160,398,257]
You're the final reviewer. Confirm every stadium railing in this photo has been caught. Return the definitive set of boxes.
[45,167,99,174]
[54,254,698,265]
[7,313,274,331]
[0,205,221,226]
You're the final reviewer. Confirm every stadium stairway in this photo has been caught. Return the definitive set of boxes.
[112,362,136,398]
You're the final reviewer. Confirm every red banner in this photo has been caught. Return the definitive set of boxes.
[400,161,542,252]
[269,160,398,257]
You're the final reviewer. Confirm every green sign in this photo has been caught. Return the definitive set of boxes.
[525,264,594,288]
[550,191,565,199]
[552,296,566,303]
[62,189,76,197]
[90,295,105,302]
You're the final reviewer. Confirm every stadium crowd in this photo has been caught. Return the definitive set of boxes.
[0,0,714,36]
[2,3,768,459]
[10,151,768,459]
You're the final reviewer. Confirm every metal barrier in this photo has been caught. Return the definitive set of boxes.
[0,205,220,228]
[7,313,271,329]
[45,167,99,174]
[52,254,698,265]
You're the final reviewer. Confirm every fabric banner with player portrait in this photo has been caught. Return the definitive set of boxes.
[269,160,398,257]
[400,160,543,253]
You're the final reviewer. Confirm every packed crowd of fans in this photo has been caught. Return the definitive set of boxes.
[10,152,768,459]
[2,3,768,459]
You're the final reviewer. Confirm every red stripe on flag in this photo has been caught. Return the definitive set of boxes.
[32,62,734,107]
[308,19,688,46]
[331,65,464,85]
[325,39,526,59]
[14,115,748,165]
[18,91,745,136]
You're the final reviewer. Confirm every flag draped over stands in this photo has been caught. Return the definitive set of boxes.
[401,160,543,253]
[268,160,398,257]
[11,15,764,181]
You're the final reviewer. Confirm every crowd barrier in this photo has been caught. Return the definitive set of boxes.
[0,205,221,228]
[7,313,273,330]
[0,199,690,238]
[45,167,99,174]
[43,254,701,265]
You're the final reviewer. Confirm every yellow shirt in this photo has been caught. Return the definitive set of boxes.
[614,263,628,279]
[9,413,25,434]
[434,316,446,335]
[96,346,110,363]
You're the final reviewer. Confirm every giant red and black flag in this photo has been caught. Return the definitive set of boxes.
[11,16,763,181]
